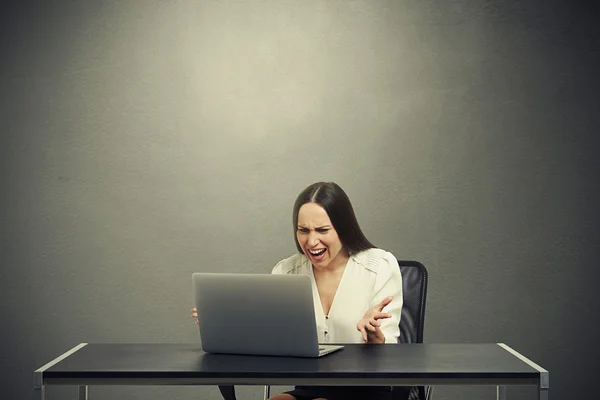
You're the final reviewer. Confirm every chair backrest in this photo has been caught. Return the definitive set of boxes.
[394,260,429,400]
[397,260,428,344]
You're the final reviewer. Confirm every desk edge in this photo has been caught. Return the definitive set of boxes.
[34,343,88,389]
[497,343,549,389]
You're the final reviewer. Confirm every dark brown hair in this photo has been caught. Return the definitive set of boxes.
[292,182,375,254]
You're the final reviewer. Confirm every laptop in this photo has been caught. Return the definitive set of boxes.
[192,273,344,358]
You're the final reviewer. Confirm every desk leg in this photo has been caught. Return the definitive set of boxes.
[35,385,45,400]
[263,385,271,400]
[497,386,506,400]
[539,386,548,400]
[78,385,88,400]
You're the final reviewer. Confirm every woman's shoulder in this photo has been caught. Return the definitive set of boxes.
[271,253,309,274]
[350,248,398,273]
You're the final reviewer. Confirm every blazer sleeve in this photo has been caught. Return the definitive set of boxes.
[271,260,284,275]
[370,252,403,344]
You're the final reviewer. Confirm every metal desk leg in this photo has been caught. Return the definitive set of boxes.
[539,386,548,400]
[34,385,45,400]
[263,385,271,400]
[34,344,89,400]
[497,386,506,400]
[79,385,88,400]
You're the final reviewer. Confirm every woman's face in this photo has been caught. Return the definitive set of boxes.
[296,202,348,270]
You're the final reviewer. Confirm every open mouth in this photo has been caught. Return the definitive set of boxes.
[308,248,326,257]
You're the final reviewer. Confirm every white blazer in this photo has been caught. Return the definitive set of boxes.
[272,248,403,344]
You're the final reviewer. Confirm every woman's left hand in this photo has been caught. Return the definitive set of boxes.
[356,296,393,343]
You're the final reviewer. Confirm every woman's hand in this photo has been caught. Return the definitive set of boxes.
[356,296,393,343]
[191,308,198,324]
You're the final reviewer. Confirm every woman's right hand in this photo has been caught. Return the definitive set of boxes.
[191,308,198,324]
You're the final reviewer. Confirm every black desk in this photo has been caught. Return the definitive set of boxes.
[34,343,548,400]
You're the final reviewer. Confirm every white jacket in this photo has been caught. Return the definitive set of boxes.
[272,248,403,344]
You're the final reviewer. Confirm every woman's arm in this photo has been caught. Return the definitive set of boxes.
[361,252,403,343]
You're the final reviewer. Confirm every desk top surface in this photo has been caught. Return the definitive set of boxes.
[42,343,541,381]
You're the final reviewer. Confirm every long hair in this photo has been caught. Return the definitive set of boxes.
[292,182,375,254]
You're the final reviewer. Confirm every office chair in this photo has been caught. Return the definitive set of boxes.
[394,260,430,400]
[217,260,429,400]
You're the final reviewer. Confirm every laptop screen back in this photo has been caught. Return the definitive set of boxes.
[193,273,321,357]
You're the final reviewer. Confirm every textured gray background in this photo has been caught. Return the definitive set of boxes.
[1,1,598,399]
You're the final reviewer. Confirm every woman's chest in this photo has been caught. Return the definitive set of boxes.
[315,275,342,316]
[314,269,375,319]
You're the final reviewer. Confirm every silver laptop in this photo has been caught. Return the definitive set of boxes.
[192,273,344,358]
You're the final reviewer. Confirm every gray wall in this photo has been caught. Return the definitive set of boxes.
[1,1,598,399]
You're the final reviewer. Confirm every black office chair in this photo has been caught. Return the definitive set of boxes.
[218,385,236,400]
[218,260,430,400]
[394,260,430,400]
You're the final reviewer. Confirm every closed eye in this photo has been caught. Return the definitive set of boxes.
[297,226,331,233]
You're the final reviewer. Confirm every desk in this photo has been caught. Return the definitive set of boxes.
[34,343,548,400]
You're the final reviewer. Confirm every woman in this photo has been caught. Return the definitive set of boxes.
[192,182,403,400]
